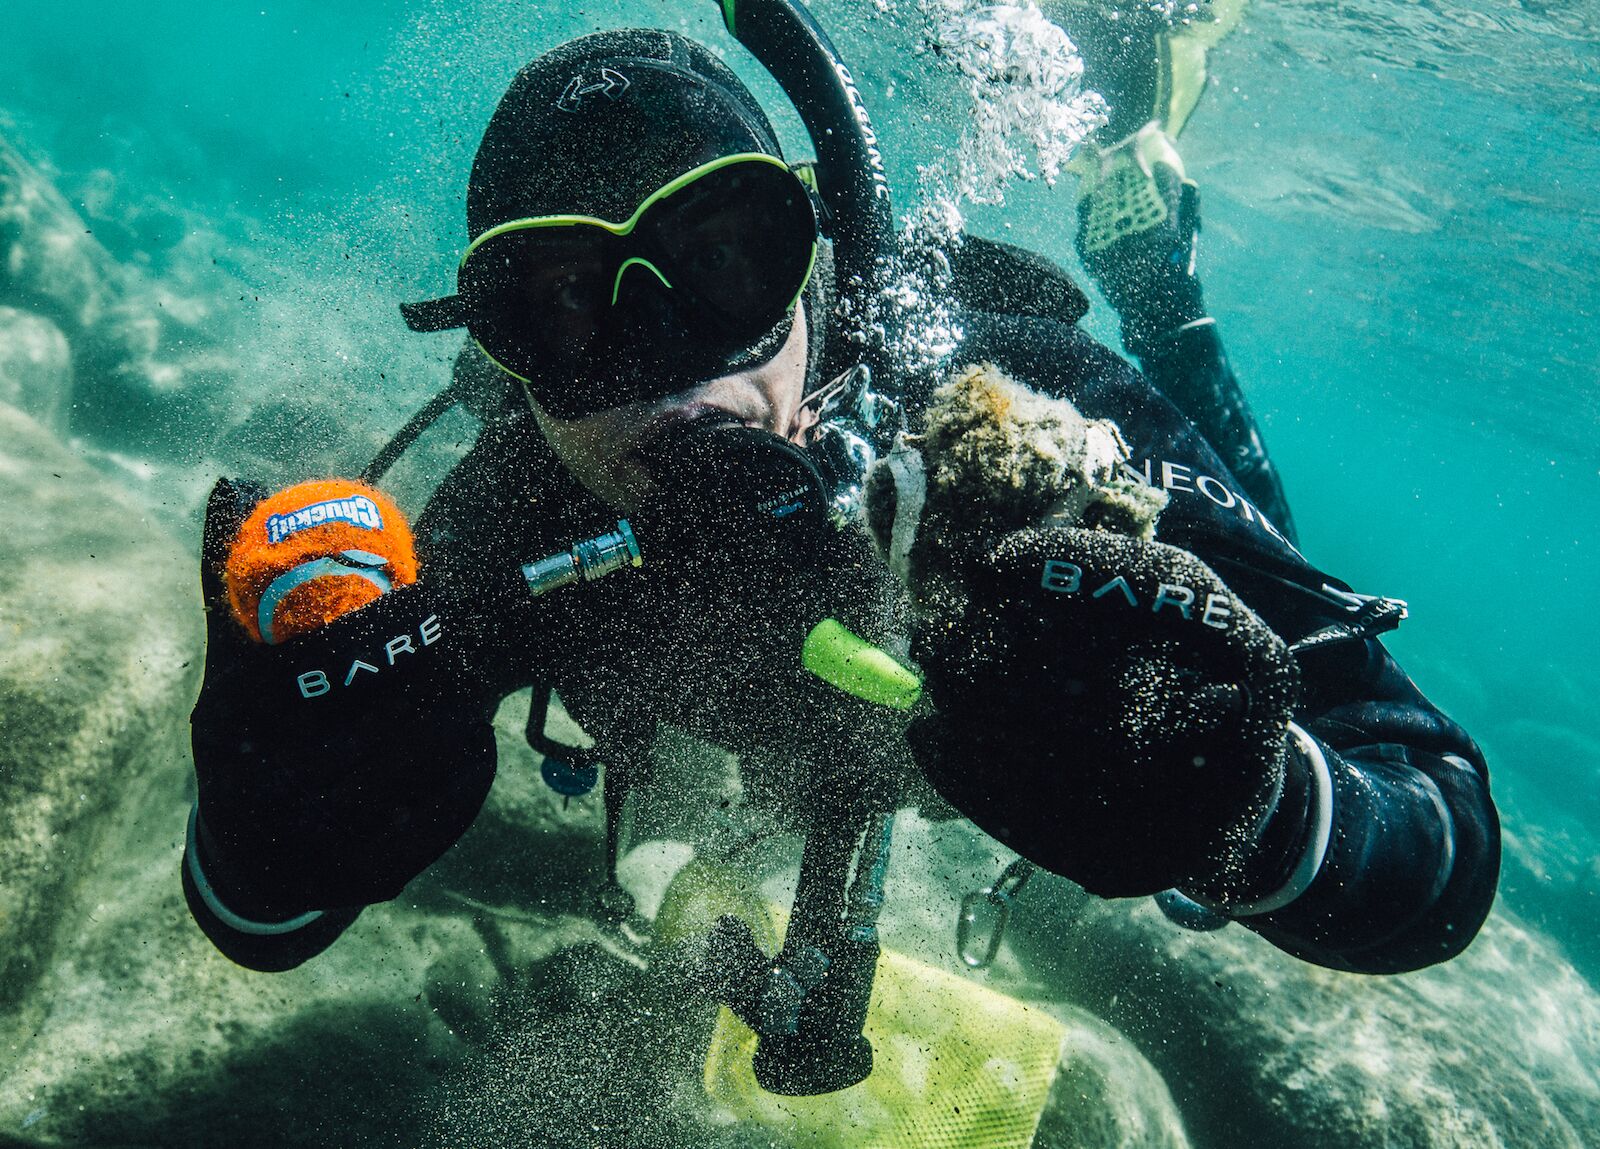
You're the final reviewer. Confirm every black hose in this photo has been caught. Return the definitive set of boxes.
[718,0,897,383]
[751,812,879,1095]
[359,387,459,484]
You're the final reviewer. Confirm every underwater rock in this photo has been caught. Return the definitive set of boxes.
[864,360,1166,629]
[72,165,191,270]
[0,305,70,433]
[0,138,117,340]
[867,361,1164,566]
[1497,795,1600,991]
[1036,1014,1192,1149]
[0,497,616,1149]
[1006,893,1600,1148]
[0,135,221,455]
[0,400,197,1037]
[0,499,630,1149]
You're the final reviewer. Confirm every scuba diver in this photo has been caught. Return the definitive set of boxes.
[181,0,1498,1108]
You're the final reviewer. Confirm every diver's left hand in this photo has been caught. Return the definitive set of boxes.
[907,524,1299,897]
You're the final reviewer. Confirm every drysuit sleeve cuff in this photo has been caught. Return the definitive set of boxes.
[1225,723,1335,916]
[182,803,361,971]
[1183,721,1334,916]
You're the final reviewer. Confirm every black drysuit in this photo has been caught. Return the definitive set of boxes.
[184,306,1499,976]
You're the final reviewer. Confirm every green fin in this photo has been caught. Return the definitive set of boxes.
[1158,0,1247,137]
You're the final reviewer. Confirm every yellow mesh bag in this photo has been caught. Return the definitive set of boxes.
[658,860,1067,1149]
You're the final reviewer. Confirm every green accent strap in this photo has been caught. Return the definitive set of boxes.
[464,152,791,258]
[802,618,922,710]
[722,0,737,36]
[613,257,673,305]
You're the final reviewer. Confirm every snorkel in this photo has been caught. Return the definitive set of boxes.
[717,0,895,387]
[717,0,902,526]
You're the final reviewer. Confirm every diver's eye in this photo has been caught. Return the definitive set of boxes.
[695,244,735,274]
[553,273,592,312]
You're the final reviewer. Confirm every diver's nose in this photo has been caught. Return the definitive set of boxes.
[610,256,691,344]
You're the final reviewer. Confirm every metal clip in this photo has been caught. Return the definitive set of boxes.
[1290,592,1408,654]
[956,858,1035,969]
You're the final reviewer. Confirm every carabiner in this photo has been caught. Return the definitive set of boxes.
[956,858,1035,969]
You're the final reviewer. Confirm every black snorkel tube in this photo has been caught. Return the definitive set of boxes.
[717,0,896,389]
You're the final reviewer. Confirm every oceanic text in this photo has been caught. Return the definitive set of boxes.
[831,61,891,202]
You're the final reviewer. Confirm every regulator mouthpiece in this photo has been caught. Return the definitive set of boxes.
[634,418,835,565]
[523,520,642,598]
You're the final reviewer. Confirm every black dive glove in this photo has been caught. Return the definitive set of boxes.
[908,524,1299,898]
[188,479,499,928]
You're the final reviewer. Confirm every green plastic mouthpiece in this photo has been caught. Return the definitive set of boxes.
[802,618,922,710]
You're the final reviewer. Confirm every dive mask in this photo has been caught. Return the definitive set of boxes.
[409,154,819,420]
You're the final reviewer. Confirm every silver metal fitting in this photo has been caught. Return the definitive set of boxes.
[806,363,903,527]
[522,520,643,598]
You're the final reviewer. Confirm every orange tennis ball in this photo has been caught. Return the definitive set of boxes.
[225,479,418,644]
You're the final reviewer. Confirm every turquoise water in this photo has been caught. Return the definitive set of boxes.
[1188,0,1600,981]
[4,0,1598,1144]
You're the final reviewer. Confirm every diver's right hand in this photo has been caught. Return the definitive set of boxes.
[189,479,498,919]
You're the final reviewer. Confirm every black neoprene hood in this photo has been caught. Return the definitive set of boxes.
[468,29,785,238]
